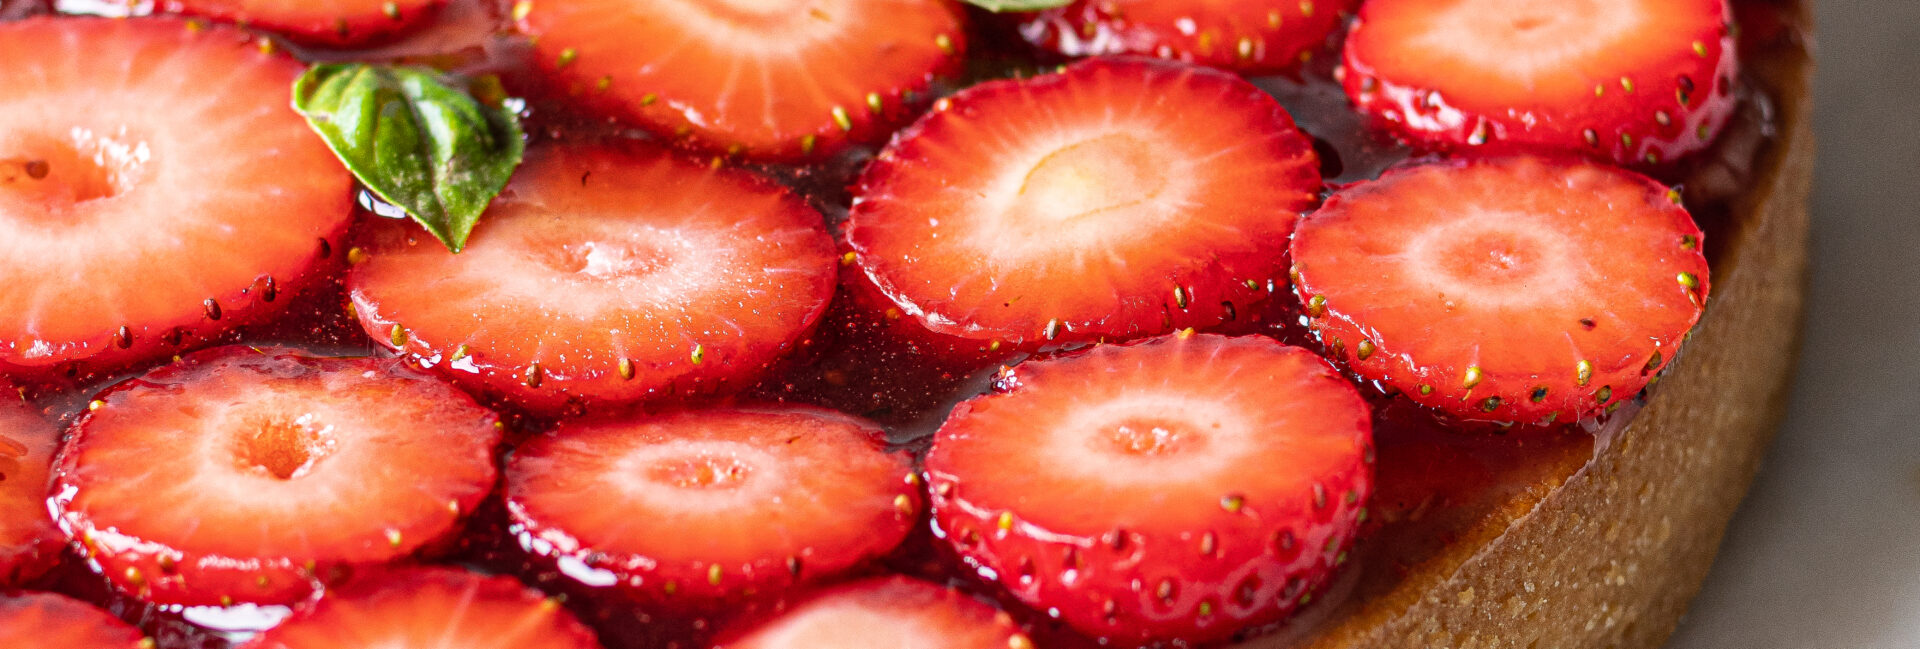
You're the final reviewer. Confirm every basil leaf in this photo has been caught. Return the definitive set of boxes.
[292,64,525,253]
[959,0,1072,11]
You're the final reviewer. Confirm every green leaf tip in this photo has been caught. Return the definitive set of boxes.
[292,63,526,253]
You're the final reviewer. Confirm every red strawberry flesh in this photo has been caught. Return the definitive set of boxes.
[0,17,353,382]
[518,0,967,161]
[1018,0,1354,74]
[926,333,1373,645]
[1289,155,1709,425]
[49,346,502,606]
[0,400,62,585]
[159,0,444,47]
[506,407,919,605]
[1341,0,1739,166]
[239,567,601,649]
[0,592,147,648]
[347,144,838,414]
[847,57,1321,348]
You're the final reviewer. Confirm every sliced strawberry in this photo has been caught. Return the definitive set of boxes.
[1289,155,1709,425]
[925,333,1373,645]
[712,576,1031,649]
[240,567,601,649]
[347,144,838,414]
[0,17,353,384]
[846,58,1320,349]
[48,345,502,606]
[1017,0,1354,74]
[517,0,967,161]
[0,592,147,648]
[505,407,918,607]
[1341,0,1739,166]
[159,0,443,47]
[0,401,62,585]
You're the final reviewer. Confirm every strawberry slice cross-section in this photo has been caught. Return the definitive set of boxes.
[505,407,919,608]
[48,345,503,607]
[926,333,1374,646]
[1341,0,1739,166]
[846,57,1322,350]
[239,567,602,649]
[711,577,1032,649]
[1289,155,1710,425]
[0,17,353,384]
[517,0,968,161]
[347,144,838,415]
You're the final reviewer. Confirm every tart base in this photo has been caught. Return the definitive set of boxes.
[1256,3,1816,648]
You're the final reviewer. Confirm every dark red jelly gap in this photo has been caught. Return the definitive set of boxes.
[1,0,1791,647]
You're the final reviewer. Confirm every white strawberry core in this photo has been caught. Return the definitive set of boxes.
[232,412,337,481]
[1403,210,1578,309]
[478,221,724,311]
[182,401,379,506]
[648,453,753,489]
[1046,394,1251,487]
[527,234,679,281]
[1014,133,1168,223]
[611,440,783,513]
[967,129,1192,262]
[0,129,145,210]
[1406,0,1646,87]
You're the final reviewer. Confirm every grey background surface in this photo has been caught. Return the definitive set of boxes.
[1664,1,1920,647]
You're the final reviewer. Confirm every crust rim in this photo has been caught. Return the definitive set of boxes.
[1249,3,1816,647]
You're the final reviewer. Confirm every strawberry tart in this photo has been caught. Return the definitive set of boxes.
[0,0,1811,648]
